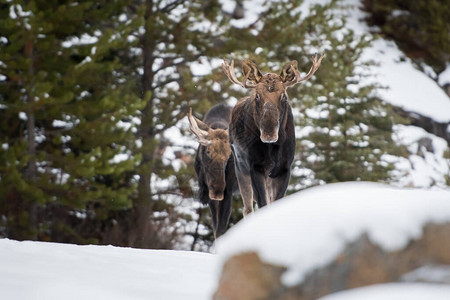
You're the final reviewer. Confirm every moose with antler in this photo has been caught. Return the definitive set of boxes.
[188,103,238,238]
[223,54,324,216]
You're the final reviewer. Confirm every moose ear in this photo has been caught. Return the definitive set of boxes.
[242,60,263,84]
[188,108,211,145]
[280,60,299,83]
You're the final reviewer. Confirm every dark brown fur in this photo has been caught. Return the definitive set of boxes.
[190,103,238,238]
[224,57,323,215]
[229,77,295,214]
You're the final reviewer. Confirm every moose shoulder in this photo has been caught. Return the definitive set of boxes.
[223,54,324,216]
[188,103,238,238]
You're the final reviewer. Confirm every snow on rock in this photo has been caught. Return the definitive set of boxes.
[390,125,450,188]
[318,283,450,300]
[0,239,216,300]
[438,64,450,87]
[215,182,450,285]
[401,265,450,284]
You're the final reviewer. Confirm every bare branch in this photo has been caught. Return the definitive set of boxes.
[151,77,181,90]
[160,0,186,13]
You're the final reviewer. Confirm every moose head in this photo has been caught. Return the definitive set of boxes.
[188,108,232,201]
[222,54,324,143]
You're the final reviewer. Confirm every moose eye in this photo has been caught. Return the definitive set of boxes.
[254,94,261,103]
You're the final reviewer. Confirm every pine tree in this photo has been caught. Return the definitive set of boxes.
[0,0,142,243]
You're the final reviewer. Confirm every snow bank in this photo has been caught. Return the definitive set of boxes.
[0,239,216,300]
[215,182,450,285]
[319,283,450,300]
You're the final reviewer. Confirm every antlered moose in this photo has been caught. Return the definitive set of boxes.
[223,54,324,216]
[188,103,238,238]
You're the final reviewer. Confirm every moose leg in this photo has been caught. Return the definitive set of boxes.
[265,177,274,205]
[209,200,228,239]
[209,201,219,238]
[271,169,291,201]
[232,147,254,216]
[235,169,254,217]
[250,166,268,208]
[213,188,233,238]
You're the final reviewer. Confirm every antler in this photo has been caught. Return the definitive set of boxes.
[285,53,325,87]
[188,108,211,145]
[222,59,257,88]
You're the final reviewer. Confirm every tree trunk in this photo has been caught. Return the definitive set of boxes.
[25,37,38,240]
[130,0,157,248]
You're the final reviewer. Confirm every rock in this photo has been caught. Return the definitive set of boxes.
[214,222,450,300]
[213,252,286,300]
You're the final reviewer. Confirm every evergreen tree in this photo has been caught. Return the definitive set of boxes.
[0,1,142,243]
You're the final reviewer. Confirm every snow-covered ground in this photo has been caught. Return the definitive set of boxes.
[0,239,217,300]
[320,283,450,300]
[391,125,450,188]
[2,182,450,299]
[339,0,450,123]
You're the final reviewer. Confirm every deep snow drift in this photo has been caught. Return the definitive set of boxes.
[2,182,450,299]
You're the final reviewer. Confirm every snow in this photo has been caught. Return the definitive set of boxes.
[390,125,450,188]
[0,239,216,300]
[339,0,450,123]
[215,182,450,285]
[319,283,450,300]
[401,265,450,284]
[438,64,450,86]
[219,0,268,28]
[361,39,450,123]
[2,183,450,299]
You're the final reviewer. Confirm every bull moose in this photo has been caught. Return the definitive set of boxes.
[188,103,238,238]
[223,54,324,216]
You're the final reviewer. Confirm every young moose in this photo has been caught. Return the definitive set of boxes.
[223,54,324,216]
[188,104,238,238]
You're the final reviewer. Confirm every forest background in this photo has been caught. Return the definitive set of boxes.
[1,0,449,251]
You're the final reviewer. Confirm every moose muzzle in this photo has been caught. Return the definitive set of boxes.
[260,103,279,143]
[208,175,226,201]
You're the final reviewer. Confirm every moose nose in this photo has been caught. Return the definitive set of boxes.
[260,103,279,143]
[209,190,224,201]
[260,132,279,143]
